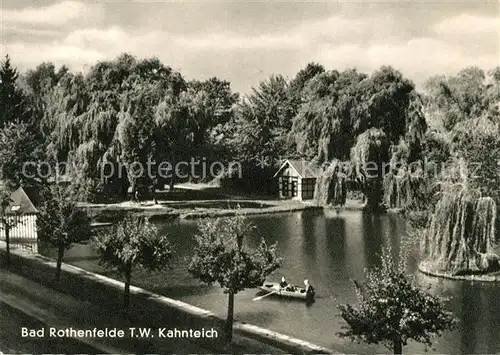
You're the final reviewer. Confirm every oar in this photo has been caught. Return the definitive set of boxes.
[252,291,276,301]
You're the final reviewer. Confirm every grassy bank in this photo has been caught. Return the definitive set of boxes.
[0,245,332,354]
[81,184,370,222]
[82,199,329,222]
[419,261,500,282]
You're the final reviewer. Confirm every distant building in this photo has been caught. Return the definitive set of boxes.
[273,159,319,201]
[0,187,38,253]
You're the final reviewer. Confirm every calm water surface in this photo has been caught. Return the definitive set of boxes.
[47,210,500,354]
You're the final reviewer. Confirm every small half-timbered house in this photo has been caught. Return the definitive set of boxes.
[273,159,319,201]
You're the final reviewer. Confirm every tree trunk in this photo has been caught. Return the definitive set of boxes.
[55,244,65,282]
[169,156,176,191]
[226,291,235,342]
[366,179,383,212]
[169,174,175,192]
[151,184,158,204]
[393,338,403,354]
[124,262,132,309]
[130,181,137,202]
[5,227,11,266]
[120,178,129,200]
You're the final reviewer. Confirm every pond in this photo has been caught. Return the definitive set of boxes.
[41,210,500,354]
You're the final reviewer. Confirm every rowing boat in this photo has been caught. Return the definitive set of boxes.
[259,282,315,301]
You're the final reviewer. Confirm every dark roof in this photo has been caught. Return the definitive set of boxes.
[4,187,38,214]
[273,159,320,179]
[21,185,43,207]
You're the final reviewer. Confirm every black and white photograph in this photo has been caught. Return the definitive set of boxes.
[0,0,499,354]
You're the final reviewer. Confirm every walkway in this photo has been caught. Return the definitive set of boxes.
[1,300,102,354]
[0,268,286,354]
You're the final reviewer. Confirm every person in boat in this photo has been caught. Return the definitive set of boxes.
[304,279,314,295]
[279,276,288,288]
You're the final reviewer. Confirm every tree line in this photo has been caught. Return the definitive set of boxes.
[1,53,499,210]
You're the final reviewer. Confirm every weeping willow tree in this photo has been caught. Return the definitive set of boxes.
[419,125,500,275]
[452,116,500,208]
[37,54,188,201]
[41,72,88,163]
[40,66,125,200]
[384,168,412,209]
[383,90,429,210]
[290,69,367,163]
[384,139,411,209]
[421,182,499,275]
[383,141,430,210]
[351,128,390,212]
[314,159,347,206]
[116,84,158,197]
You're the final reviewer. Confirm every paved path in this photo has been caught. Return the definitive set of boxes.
[0,268,286,354]
[1,300,102,354]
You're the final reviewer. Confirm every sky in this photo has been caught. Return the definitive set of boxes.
[1,0,499,93]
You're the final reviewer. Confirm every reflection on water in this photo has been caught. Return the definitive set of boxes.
[40,210,500,354]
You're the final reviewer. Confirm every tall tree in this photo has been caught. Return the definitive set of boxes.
[187,78,238,155]
[41,72,89,163]
[154,77,237,186]
[37,54,188,199]
[188,215,282,342]
[288,62,325,103]
[0,122,43,190]
[286,62,325,129]
[423,67,490,131]
[382,92,428,210]
[485,66,500,118]
[291,66,417,163]
[351,128,390,211]
[290,69,370,161]
[116,83,158,197]
[290,70,341,161]
[232,75,293,163]
[415,66,500,245]
[357,66,415,144]
[0,55,25,129]
[24,62,67,99]
[451,116,500,205]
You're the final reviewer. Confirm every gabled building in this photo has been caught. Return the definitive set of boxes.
[273,159,319,201]
[0,186,38,253]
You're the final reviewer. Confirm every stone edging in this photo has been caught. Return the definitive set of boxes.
[86,199,374,222]
[1,244,334,354]
[65,262,334,354]
[418,262,500,282]
[180,205,324,219]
